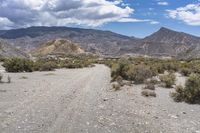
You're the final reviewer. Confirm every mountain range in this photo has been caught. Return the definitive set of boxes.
[0,26,200,58]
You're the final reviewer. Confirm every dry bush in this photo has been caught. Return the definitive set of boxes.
[141,90,156,97]
[112,82,121,91]
[159,73,176,88]
[127,64,155,84]
[171,85,185,102]
[180,68,192,76]
[143,82,155,90]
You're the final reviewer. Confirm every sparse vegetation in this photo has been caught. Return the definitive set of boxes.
[3,55,97,72]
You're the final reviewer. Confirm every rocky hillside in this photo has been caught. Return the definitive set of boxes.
[31,39,85,57]
[0,26,200,58]
[0,39,28,58]
[140,27,200,57]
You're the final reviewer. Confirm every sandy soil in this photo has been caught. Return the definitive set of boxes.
[0,65,200,133]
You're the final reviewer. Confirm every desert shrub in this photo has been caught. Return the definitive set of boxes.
[163,62,178,72]
[154,63,165,74]
[143,82,155,90]
[147,77,160,85]
[172,74,200,104]
[112,82,121,91]
[115,76,124,86]
[127,64,155,84]
[3,58,34,72]
[180,68,192,76]
[111,60,131,81]
[159,73,176,88]
[64,62,84,69]
[34,61,57,71]
[62,59,93,69]
[184,74,200,103]
[171,85,185,102]
[141,90,156,97]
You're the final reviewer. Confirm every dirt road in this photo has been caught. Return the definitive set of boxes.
[0,65,200,133]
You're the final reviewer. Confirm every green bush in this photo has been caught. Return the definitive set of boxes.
[3,58,34,72]
[172,74,200,104]
[184,74,200,103]
[159,73,176,88]
[111,60,130,81]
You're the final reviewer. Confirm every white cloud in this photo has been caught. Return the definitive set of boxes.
[117,18,159,25]
[150,21,159,25]
[158,2,169,6]
[0,0,154,28]
[167,3,200,26]
[117,18,149,22]
[0,17,14,29]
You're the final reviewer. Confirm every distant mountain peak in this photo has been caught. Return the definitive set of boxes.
[157,27,176,33]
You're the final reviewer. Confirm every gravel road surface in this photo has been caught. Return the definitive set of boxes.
[0,65,200,133]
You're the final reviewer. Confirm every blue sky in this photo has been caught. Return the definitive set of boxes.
[100,0,200,37]
[0,0,200,38]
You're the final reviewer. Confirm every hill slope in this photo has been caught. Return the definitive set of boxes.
[31,39,85,57]
[0,39,28,58]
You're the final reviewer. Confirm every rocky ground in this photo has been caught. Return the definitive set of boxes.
[0,65,200,133]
